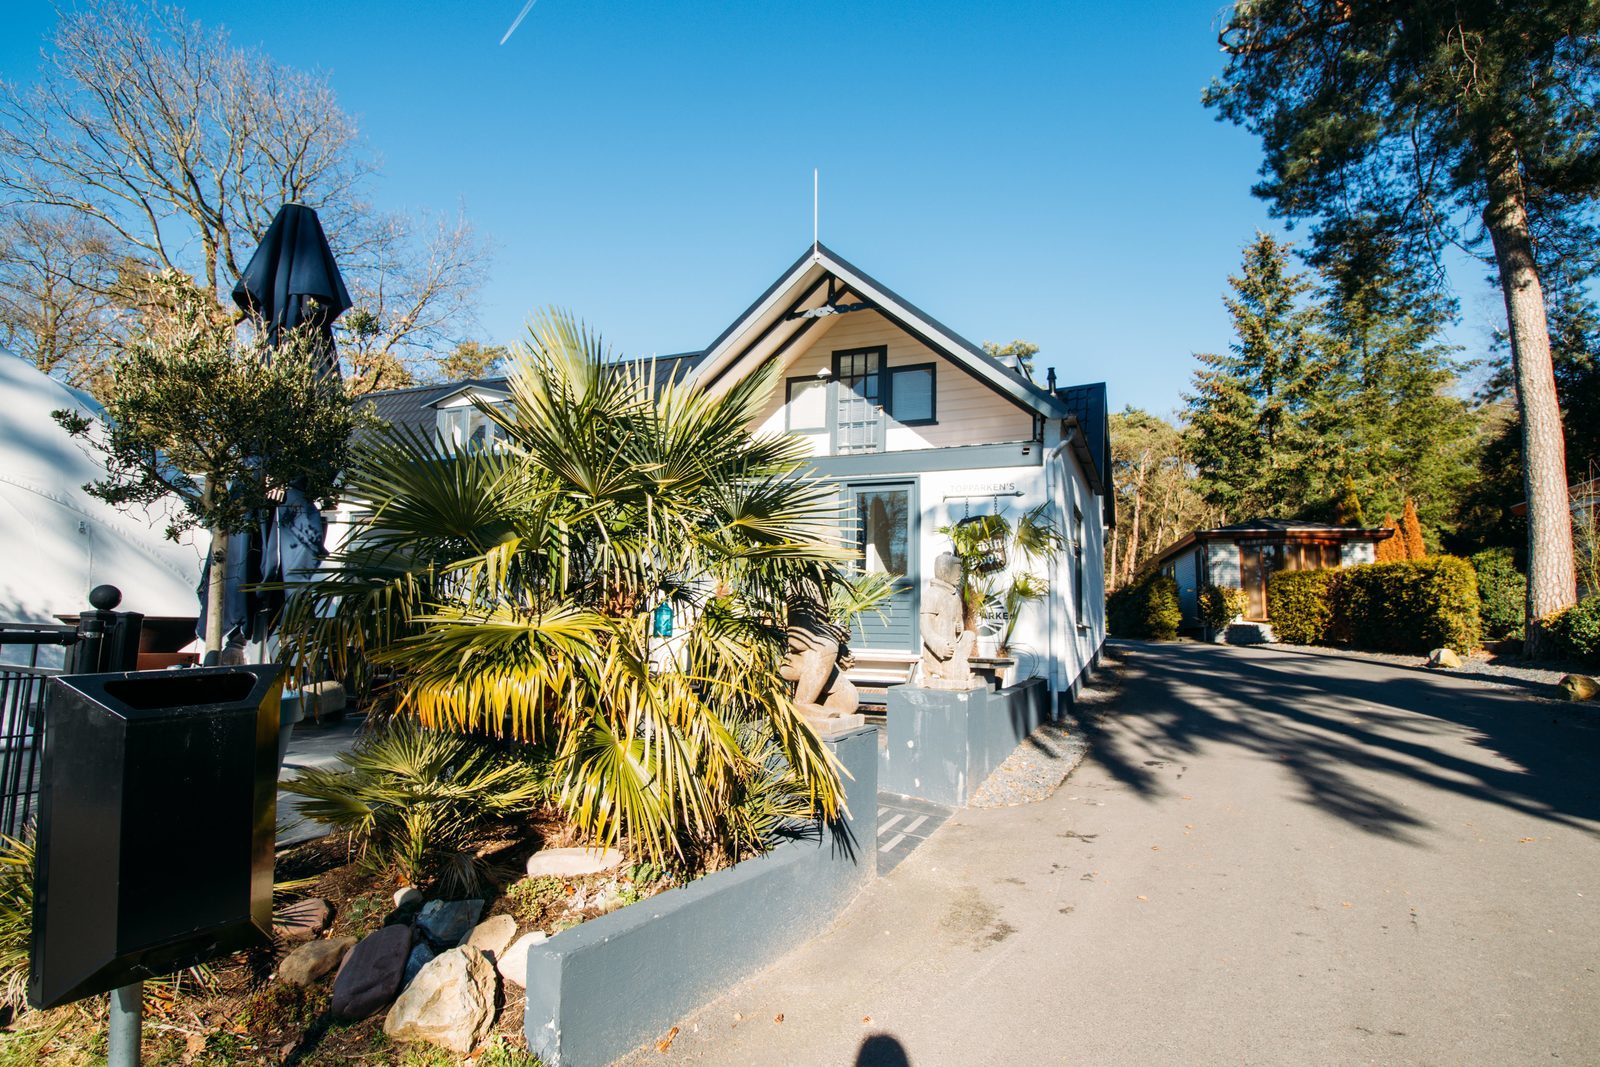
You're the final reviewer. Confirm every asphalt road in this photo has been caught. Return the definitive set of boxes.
[626,640,1600,1067]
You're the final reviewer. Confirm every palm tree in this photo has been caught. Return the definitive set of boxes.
[280,311,885,872]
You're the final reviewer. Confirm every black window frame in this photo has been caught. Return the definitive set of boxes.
[885,361,938,426]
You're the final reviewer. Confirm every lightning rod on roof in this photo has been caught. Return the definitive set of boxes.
[813,168,819,250]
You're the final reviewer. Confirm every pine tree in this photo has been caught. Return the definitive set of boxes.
[1205,0,1591,650]
[1400,498,1427,560]
[1185,233,1329,519]
[1309,217,1477,539]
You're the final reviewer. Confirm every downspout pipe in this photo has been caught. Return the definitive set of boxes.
[1043,429,1076,696]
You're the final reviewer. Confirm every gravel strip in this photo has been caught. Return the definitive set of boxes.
[969,651,1124,808]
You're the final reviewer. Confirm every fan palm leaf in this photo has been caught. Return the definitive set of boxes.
[281,308,868,872]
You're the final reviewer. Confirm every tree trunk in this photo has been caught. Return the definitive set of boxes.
[204,480,228,659]
[1124,455,1147,585]
[1482,130,1576,656]
[204,532,228,661]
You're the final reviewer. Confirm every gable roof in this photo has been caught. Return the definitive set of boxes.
[689,243,1070,420]
[427,382,512,408]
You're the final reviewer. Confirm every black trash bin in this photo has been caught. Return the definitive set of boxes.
[29,665,282,1010]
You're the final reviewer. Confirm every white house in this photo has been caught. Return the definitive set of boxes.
[685,243,1111,705]
[352,243,1113,707]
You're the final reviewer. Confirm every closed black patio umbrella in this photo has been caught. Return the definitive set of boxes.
[197,203,351,659]
[232,202,352,367]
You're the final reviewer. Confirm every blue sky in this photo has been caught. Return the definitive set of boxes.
[1,0,1508,417]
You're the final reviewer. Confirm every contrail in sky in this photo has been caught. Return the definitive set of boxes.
[500,0,539,45]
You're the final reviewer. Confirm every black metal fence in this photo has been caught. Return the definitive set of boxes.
[0,665,52,839]
[0,588,144,840]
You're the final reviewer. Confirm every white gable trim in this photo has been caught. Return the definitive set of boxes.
[428,384,511,409]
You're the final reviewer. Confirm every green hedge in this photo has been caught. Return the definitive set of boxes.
[1199,585,1247,631]
[1546,596,1600,665]
[1266,557,1481,655]
[1108,573,1181,640]
[1267,570,1339,646]
[1470,548,1526,640]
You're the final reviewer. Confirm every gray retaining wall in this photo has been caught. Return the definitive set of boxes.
[879,678,1050,807]
[523,723,878,1067]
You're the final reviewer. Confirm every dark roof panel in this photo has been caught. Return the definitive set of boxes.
[1056,381,1114,527]
[356,377,507,448]
[352,352,708,449]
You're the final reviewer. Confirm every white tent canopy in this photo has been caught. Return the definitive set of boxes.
[0,352,201,625]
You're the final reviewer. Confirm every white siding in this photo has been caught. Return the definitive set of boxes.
[1341,541,1376,567]
[1207,541,1241,589]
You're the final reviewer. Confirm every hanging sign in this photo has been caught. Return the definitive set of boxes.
[955,516,1008,575]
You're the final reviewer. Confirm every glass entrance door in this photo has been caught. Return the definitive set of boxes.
[845,483,917,650]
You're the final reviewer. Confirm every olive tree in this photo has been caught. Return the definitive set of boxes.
[55,272,357,654]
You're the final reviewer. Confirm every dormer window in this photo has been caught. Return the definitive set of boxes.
[433,387,510,452]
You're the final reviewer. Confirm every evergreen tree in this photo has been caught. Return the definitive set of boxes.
[1185,233,1328,519]
[1332,475,1365,527]
[1205,0,1598,650]
[1309,217,1478,537]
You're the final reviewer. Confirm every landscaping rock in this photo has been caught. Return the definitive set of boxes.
[1559,674,1599,701]
[403,942,436,986]
[465,914,517,961]
[279,936,355,986]
[393,887,424,910]
[415,899,484,947]
[273,897,332,942]
[495,930,548,988]
[382,946,498,1054]
[1427,647,1462,669]
[331,925,412,1019]
[524,846,625,878]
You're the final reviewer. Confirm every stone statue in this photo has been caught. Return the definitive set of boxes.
[780,596,860,724]
[919,552,976,689]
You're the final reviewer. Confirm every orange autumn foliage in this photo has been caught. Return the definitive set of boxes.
[1375,514,1406,563]
[1400,497,1427,560]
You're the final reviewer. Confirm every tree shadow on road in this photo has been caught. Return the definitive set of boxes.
[1084,640,1600,845]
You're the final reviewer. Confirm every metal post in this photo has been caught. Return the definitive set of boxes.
[108,981,142,1066]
